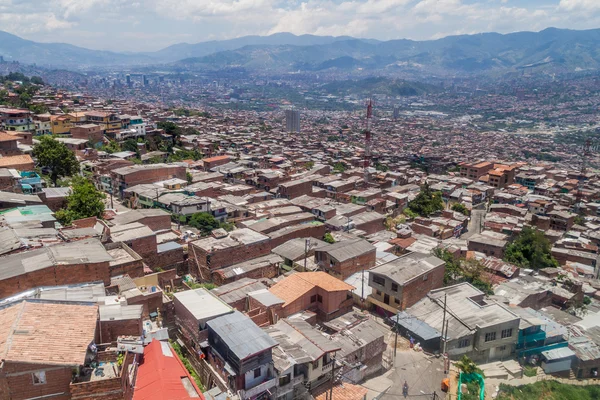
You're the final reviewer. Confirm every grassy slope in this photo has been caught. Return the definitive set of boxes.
[497,381,600,400]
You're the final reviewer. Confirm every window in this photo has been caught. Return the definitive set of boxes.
[394,297,400,305]
[422,274,428,281]
[279,374,291,386]
[32,371,46,385]
[485,332,496,342]
[253,368,261,379]
[373,275,385,286]
[317,294,323,303]
[310,295,317,303]
[501,328,513,339]
[498,345,507,351]
[376,290,382,296]
[458,339,470,348]
[391,283,399,292]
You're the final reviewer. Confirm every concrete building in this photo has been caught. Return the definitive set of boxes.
[110,163,186,197]
[285,109,300,133]
[400,283,521,362]
[368,252,445,314]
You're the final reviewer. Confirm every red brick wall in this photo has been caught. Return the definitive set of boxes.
[139,215,172,231]
[212,262,279,286]
[99,318,143,344]
[119,166,186,186]
[400,264,445,310]
[145,247,185,270]
[268,224,326,248]
[319,250,376,280]
[189,240,271,280]
[356,217,385,235]
[1,362,72,400]
[0,261,111,298]
[108,258,144,279]
[126,291,164,319]
[125,235,158,260]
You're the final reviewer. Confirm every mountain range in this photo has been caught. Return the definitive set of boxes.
[1,28,600,75]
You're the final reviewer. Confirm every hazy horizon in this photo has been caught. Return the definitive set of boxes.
[0,0,599,52]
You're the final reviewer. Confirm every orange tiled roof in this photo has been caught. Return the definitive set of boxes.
[0,301,98,365]
[0,131,19,142]
[0,154,33,167]
[313,383,368,400]
[269,272,354,307]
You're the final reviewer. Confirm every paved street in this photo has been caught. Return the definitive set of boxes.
[463,207,486,239]
[363,350,446,399]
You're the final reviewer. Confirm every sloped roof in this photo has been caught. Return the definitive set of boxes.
[0,300,98,365]
[133,340,204,400]
[269,272,355,307]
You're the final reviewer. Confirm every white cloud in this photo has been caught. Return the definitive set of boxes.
[0,0,599,51]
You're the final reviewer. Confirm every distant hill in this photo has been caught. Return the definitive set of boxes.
[0,30,152,67]
[176,28,600,75]
[3,28,600,75]
[319,77,440,97]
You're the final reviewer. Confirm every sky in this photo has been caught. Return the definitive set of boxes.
[0,0,599,52]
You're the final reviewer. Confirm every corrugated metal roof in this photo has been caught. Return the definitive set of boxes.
[394,311,442,342]
[542,347,576,361]
[174,288,233,321]
[317,238,375,262]
[208,311,277,361]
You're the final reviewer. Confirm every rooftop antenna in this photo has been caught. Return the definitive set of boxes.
[575,138,592,215]
[364,98,374,183]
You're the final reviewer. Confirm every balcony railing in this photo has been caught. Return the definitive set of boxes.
[240,377,278,399]
[322,361,334,373]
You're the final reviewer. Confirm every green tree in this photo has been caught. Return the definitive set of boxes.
[451,203,469,216]
[333,162,347,173]
[323,232,335,244]
[189,212,220,236]
[186,172,193,184]
[157,121,182,136]
[33,136,79,186]
[55,177,105,225]
[375,163,389,172]
[504,227,559,270]
[30,76,44,85]
[408,182,444,217]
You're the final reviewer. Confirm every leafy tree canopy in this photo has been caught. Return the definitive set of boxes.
[451,203,469,216]
[55,177,105,225]
[33,136,79,186]
[408,182,444,217]
[189,212,221,236]
[504,227,559,270]
[323,232,335,244]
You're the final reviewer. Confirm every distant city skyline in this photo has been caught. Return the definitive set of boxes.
[0,0,599,52]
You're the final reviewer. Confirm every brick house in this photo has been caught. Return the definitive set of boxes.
[460,161,493,180]
[277,178,313,199]
[269,272,355,321]
[188,228,271,280]
[202,155,232,171]
[0,239,113,299]
[0,131,23,156]
[368,252,445,313]
[111,164,186,198]
[173,288,233,352]
[0,301,98,400]
[110,208,172,231]
[98,304,143,344]
[314,238,376,280]
[206,311,278,398]
[70,124,104,145]
[211,254,283,285]
[467,233,508,258]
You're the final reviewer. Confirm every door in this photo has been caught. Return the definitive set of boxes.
[384,294,390,305]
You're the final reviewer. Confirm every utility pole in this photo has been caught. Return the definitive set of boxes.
[328,352,337,400]
[361,269,365,302]
[394,312,400,359]
[303,238,310,271]
[441,294,448,354]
